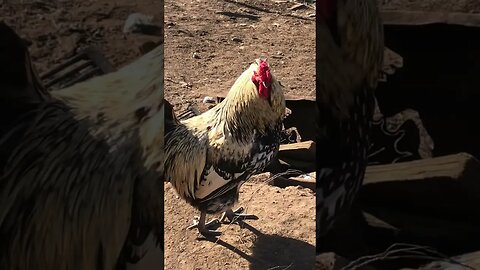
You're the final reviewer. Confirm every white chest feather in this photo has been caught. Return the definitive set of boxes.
[194,168,243,199]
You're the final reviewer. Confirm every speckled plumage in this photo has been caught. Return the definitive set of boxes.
[52,45,165,269]
[317,0,384,240]
[0,23,164,270]
[165,60,285,226]
[0,101,149,270]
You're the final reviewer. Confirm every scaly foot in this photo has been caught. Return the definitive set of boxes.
[219,207,259,224]
[187,211,221,237]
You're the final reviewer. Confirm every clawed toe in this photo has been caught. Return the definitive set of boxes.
[188,208,258,237]
[199,229,222,237]
[187,212,222,237]
[220,207,259,224]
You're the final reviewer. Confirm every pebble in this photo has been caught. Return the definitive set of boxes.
[202,96,216,104]
[123,13,154,34]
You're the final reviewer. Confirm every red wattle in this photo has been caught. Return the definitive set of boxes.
[259,83,269,99]
[252,60,272,100]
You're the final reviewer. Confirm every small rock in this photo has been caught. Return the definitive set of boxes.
[192,52,200,59]
[203,96,216,104]
[123,13,154,34]
[180,81,192,88]
[232,37,242,43]
[289,3,306,11]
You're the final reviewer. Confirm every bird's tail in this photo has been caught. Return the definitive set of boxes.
[0,22,49,104]
[164,99,178,133]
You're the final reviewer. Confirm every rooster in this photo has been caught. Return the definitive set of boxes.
[164,59,286,236]
[316,0,384,245]
[0,22,163,269]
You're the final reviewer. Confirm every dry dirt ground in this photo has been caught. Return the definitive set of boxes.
[0,0,163,74]
[163,0,316,269]
[165,181,316,270]
[164,0,316,112]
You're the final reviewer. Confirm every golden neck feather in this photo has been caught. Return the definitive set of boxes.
[207,63,286,134]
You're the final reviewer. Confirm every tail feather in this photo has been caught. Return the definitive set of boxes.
[164,99,177,134]
[0,22,51,137]
[0,22,49,104]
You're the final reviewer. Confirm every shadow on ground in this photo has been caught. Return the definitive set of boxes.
[201,222,315,270]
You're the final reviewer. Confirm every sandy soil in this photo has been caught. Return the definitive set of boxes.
[164,0,316,112]
[164,181,316,270]
[0,0,163,73]
[163,0,316,269]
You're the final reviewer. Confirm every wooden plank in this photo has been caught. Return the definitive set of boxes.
[364,206,480,247]
[279,140,315,151]
[364,153,479,185]
[316,253,377,270]
[401,251,480,270]
[279,140,315,161]
[381,10,480,27]
[361,152,480,233]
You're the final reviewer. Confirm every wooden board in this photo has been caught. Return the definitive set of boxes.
[362,153,480,220]
[364,153,478,185]
[359,153,480,253]
[401,250,480,270]
[279,140,316,161]
[381,10,480,27]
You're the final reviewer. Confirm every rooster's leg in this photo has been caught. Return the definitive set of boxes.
[220,207,258,224]
[187,211,221,236]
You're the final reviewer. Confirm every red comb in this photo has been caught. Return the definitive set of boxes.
[257,59,271,80]
[252,59,272,100]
